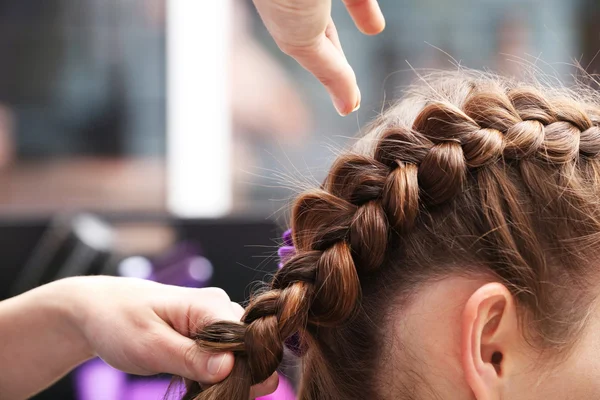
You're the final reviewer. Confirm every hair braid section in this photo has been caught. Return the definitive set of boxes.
[323,154,405,270]
[184,190,362,400]
[381,86,600,210]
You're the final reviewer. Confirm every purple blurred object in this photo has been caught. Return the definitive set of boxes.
[257,375,296,400]
[117,242,214,288]
[153,242,201,270]
[123,379,173,400]
[153,255,214,288]
[75,359,127,400]
[76,361,295,400]
[278,229,296,269]
[152,242,213,287]
[283,229,293,247]
[277,246,295,269]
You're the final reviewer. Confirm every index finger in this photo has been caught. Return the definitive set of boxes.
[341,0,385,35]
[289,33,360,116]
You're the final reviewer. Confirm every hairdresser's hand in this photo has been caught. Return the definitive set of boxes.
[69,276,278,398]
[253,0,385,116]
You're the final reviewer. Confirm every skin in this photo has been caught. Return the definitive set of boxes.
[252,0,385,116]
[382,276,600,399]
[0,276,277,400]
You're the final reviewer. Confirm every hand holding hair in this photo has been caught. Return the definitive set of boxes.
[0,276,277,399]
[252,0,385,116]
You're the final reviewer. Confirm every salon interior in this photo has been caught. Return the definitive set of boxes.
[0,0,598,399]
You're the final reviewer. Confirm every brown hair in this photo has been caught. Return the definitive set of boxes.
[184,71,600,399]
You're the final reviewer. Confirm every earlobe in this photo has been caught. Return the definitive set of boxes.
[461,282,519,400]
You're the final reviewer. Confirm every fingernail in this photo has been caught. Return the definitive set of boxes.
[207,354,226,376]
[352,87,361,113]
[333,97,347,116]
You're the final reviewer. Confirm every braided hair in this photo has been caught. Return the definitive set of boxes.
[184,71,600,400]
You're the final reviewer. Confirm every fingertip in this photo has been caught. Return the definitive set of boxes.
[357,17,385,36]
[230,302,246,320]
[333,86,361,117]
[355,87,362,112]
[333,96,350,116]
[379,16,386,32]
[206,352,235,383]
[365,14,386,35]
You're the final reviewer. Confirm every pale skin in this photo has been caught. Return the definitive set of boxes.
[382,276,600,399]
[0,276,277,399]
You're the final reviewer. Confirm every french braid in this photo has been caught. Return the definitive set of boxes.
[183,74,600,400]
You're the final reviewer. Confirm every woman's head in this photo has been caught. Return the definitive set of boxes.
[189,71,600,399]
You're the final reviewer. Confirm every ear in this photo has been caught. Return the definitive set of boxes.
[461,282,520,400]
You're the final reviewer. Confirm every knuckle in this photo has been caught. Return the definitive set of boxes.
[202,287,231,303]
[129,312,153,332]
[278,42,316,58]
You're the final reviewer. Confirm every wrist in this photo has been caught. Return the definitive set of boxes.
[39,278,95,361]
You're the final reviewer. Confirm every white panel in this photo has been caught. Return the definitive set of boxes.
[167,0,232,217]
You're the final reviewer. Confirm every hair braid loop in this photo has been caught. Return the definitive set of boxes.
[308,241,361,326]
[350,200,389,271]
[554,99,593,131]
[381,163,420,230]
[508,88,555,124]
[326,156,388,205]
[418,141,467,205]
[542,121,581,163]
[579,126,600,158]
[464,91,520,131]
[276,283,310,339]
[293,191,355,251]
[374,128,431,166]
[463,128,505,167]
[413,103,475,143]
[503,120,545,159]
[244,315,283,384]
[272,252,319,289]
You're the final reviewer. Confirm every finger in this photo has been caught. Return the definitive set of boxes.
[156,327,235,384]
[230,302,245,320]
[288,35,359,116]
[341,0,385,35]
[192,287,241,325]
[249,372,279,399]
[324,18,361,108]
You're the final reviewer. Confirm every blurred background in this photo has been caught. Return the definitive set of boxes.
[0,0,597,399]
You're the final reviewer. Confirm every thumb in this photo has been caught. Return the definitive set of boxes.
[155,326,235,384]
[288,29,360,116]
